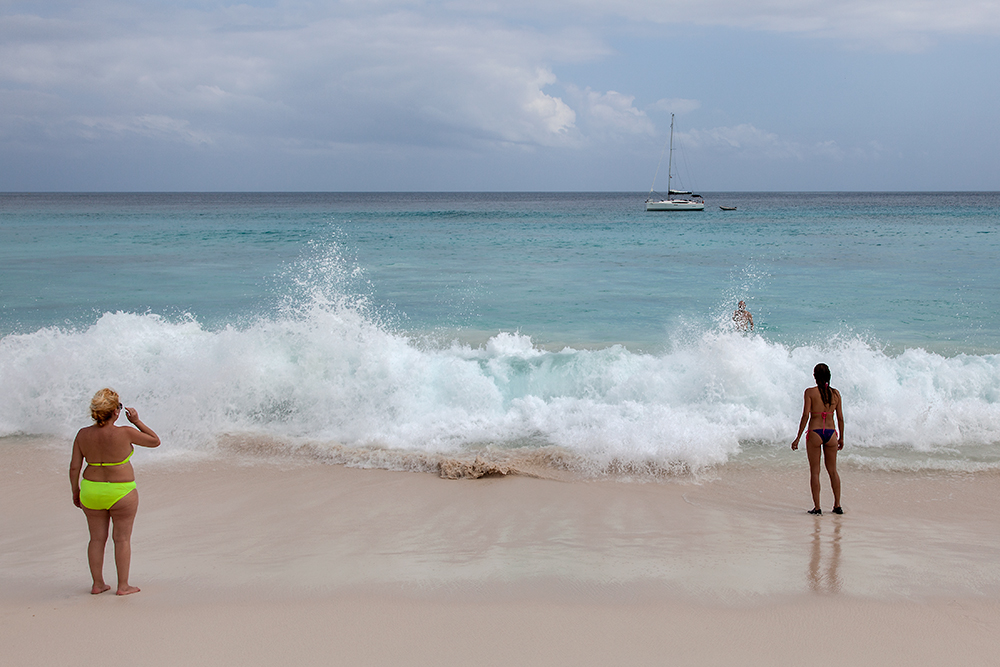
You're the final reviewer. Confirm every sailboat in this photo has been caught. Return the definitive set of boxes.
[645,113,705,211]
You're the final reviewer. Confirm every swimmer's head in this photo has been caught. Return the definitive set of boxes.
[90,388,120,426]
[738,300,746,309]
[813,363,831,386]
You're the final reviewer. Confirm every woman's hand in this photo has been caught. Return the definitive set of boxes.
[123,408,161,447]
[791,438,800,451]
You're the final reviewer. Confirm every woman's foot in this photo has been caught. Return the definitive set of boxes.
[832,506,844,514]
[91,582,111,595]
[808,508,822,515]
[116,585,140,596]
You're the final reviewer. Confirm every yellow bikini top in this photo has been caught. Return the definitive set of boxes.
[87,449,134,466]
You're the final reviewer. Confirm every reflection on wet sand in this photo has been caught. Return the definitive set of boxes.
[808,517,842,594]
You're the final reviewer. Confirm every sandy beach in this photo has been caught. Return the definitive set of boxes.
[3,439,1000,666]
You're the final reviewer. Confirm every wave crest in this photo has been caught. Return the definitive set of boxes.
[2,297,1000,474]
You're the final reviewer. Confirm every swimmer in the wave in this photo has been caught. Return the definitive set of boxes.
[732,300,754,331]
[69,388,160,595]
[791,363,844,515]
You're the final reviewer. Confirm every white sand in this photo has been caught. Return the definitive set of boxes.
[2,440,999,665]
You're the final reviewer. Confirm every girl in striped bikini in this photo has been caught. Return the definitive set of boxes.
[791,363,845,515]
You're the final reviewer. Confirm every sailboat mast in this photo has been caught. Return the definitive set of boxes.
[667,113,674,198]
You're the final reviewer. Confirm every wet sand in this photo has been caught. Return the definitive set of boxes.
[3,440,1000,665]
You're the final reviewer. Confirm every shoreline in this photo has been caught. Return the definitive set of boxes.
[3,442,1000,665]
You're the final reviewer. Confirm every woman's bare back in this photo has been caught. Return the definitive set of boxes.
[75,424,138,482]
[805,386,840,430]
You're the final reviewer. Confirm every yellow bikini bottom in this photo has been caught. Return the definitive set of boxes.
[79,478,136,510]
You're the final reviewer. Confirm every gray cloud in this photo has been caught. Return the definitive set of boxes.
[1,0,997,190]
[0,3,608,153]
[493,0,1000,49]
[681,125,847,161]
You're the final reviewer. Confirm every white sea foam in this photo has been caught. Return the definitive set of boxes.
[2,292,1000,476]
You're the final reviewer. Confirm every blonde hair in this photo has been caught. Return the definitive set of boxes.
[90,388,120,426]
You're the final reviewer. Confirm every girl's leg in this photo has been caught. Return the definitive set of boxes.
[806,432,823,511]
[823,444,842,509]
[82,507,112,594]
[109,489,140,595]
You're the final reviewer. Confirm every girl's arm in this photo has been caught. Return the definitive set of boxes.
[791,390,811,450]
[836,392,845,450]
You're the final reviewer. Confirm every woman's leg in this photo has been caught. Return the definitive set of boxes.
[81,507,112,594]
[108,489,140,595]
[806,432,823,511]
[823,443,842,509]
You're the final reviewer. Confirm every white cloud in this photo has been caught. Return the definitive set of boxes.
[574,88,654,137]
[522,69,578,139]
[0,3,603,151]
[651,98,701,116]
[683,124,785,152]
[681,124,847,160]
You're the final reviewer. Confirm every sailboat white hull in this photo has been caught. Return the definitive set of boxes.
[645,199,705,211]
[645,113,705,212]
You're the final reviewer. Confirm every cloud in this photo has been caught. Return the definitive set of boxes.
[1,0,996,190]
[3,1,992,160]
[681,124,847,160]
[569,88,655,138]
[495,0,1000,50]
[0,3,603,153]
[651,98,701,116]
[73,114,214,145]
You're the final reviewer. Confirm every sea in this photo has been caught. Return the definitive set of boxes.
[2,191,999,477]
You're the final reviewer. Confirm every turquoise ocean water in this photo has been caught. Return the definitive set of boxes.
[2,192,999,475]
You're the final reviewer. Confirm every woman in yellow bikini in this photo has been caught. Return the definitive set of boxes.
[791,363,844,515]
[69,388,160,595]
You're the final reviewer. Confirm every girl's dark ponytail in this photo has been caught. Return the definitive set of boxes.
[814,363,833,406]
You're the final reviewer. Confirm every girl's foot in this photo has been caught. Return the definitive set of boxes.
[91,583,111,595]
[832,506,844,514]
[808,508,822,515]
[116,585,140,596]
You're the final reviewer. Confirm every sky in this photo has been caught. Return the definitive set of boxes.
[1,0,999,191]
